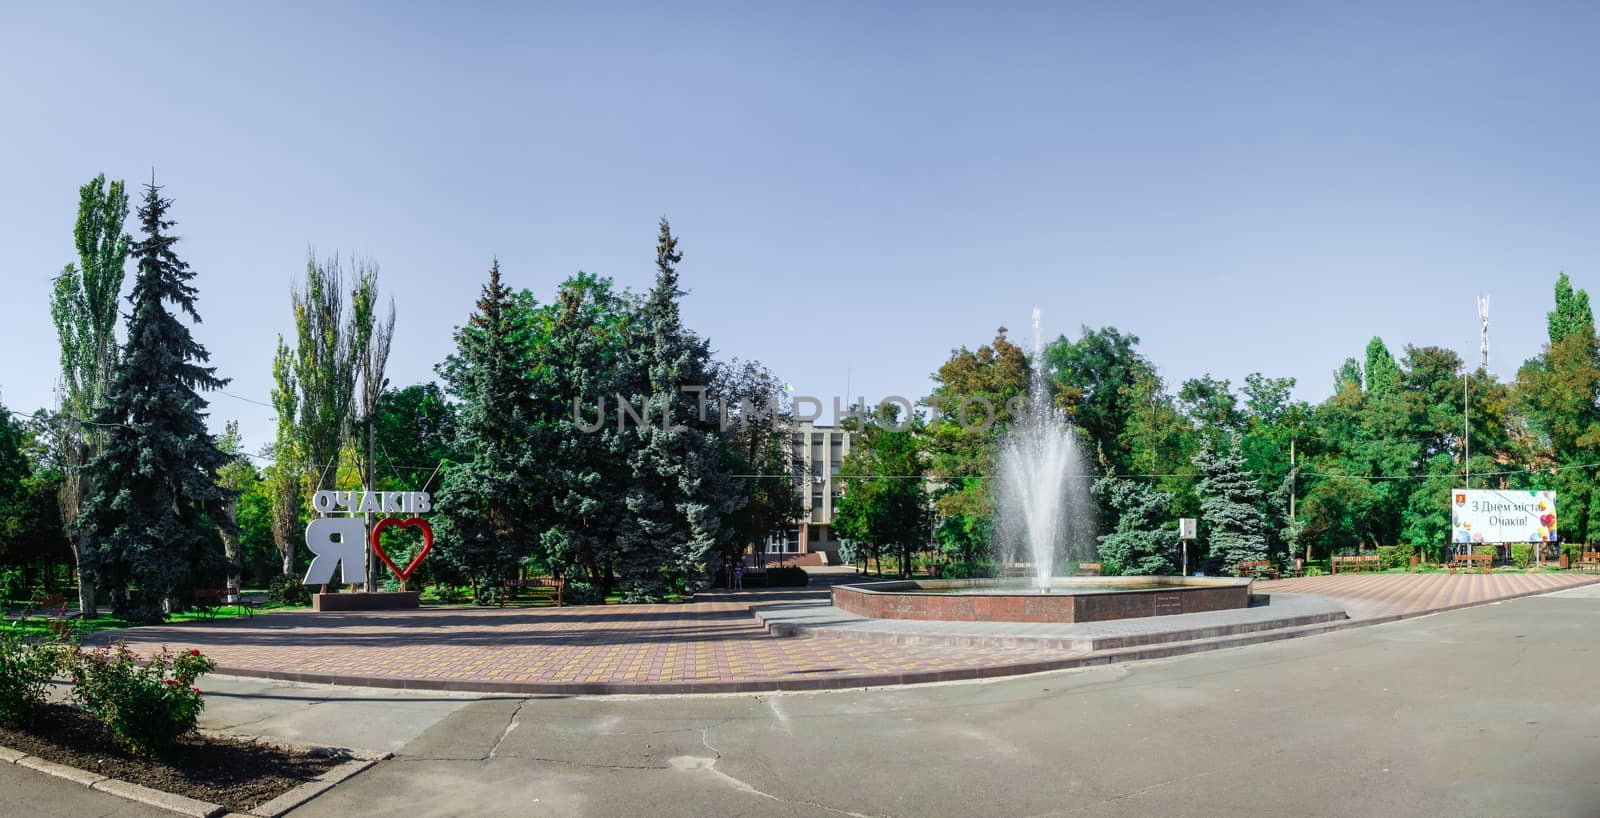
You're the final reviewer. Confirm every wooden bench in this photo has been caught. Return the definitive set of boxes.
[503,577,564,606]
[1573,552,1600,573]
[20,592,70,620]
[1001,562,1037,578]
[1074,563,1102,577]
[1237,560,1279,580]
[193,586,254,619]
[1331,554,1381,574]
[1449,553,1492,574]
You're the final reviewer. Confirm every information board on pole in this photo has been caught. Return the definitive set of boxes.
[1450,489,1557,544]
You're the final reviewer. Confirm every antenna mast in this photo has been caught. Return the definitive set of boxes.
[1478,295,1489,371]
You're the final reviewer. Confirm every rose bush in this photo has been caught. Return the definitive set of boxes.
[67,643,216,754]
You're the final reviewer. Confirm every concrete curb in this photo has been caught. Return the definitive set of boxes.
[753,606,1350,651]
[0,732,387,818]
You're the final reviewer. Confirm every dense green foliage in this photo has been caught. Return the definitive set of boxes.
[67,643,215,755]
[13,172,1600,597]
[75,183,232,621]
[0,630,64,726]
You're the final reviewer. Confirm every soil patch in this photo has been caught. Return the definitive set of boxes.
[0,704,344,812]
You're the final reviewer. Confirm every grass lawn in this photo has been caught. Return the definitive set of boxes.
[3,602,308,640]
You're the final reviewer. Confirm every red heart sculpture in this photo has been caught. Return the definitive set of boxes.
[369,517,434,584]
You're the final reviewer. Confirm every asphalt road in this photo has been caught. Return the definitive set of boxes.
[292,583,1600,818]
[7,585,1598,818]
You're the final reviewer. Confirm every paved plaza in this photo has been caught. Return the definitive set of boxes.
[92,570,1600,693]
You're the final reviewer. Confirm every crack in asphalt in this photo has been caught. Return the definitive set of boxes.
[677,728,886,818]
[488,699,528,759]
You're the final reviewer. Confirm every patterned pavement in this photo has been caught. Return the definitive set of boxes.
[1255,570,1598,619]
[94,585,1078,693]
[93,570,1600,693]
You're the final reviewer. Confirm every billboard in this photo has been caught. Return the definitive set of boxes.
[1451,489,1557,544]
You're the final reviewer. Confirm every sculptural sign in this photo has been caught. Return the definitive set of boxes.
[302,491,434,586]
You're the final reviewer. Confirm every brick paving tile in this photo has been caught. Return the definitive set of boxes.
[89,572,1597,690]
[1254,571,1593,619]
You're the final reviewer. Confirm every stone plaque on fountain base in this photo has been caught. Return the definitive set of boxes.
[312,591,420,611]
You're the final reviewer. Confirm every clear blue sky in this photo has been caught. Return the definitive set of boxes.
[5,2,1599,455]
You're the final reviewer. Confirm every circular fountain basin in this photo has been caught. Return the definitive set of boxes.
[832,576,1251,624]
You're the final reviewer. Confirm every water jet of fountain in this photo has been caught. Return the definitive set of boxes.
[995,310,1097,589]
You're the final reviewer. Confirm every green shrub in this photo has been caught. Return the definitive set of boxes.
[67,643,215,755]
[563,581,604,606]
[1510,544,1534,569]
[764,566,809,587]
[1562,543,1585,565]
[1472,545,1498,560]
[266,575,311,607]
[435,585,470,604]
[0,630,64,726]
[1303,566,1326,577]
[1376,545,1415,570]
[938,561,999,580]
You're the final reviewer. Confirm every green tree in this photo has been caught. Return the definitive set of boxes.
[834,407,932,578]
[290,252,364,497]
[346,261,395,589]
[370,383,457,490]
[214,421,255,590]
[714,359,802,573]
[1363,337,1403,396]
[1548,272,1593,344]
[49,174,131,615]
[534,273,637,592]
[1192,435,1268,571]
[1092,476,1178,575]
[617,221,741,599]
[925,328,1028,565]
[434,259,541,593]
[267,337,302,576]
[76,181,232,621]
[1044,326,1154,471]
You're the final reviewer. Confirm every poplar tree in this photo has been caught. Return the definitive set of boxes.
[1363,337,1403,396]
[267,336,302,576]
[76,180,231,621]
[50,174,131,615]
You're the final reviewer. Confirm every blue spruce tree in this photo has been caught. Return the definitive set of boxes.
[77,180,231,621]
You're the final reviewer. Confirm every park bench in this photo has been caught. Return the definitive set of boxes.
[1075,563,1102,576]
[502,577,565,606]
[1448,553,1492,574]
[1236,560,1279,580]
[1575,552,1600,574]
[1001,562,1036,578]
[1331,554,1380,574]
[193,586,254,619]
[20,592,70,620]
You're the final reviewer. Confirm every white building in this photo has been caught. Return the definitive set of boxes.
[762,421,853,563]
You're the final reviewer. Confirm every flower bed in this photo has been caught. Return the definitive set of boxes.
[0,703,343,812]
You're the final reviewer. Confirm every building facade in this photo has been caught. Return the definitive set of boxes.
[762,421,853,563]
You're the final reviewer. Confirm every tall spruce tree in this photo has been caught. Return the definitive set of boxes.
[1192,435,1268,572]
[76,180,231,621]
[434,259,541,594]
[537,273,636,594]
[617,220,741,600]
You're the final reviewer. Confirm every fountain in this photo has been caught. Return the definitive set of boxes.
[831,310,1252,624]
[994,308,1097,588]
